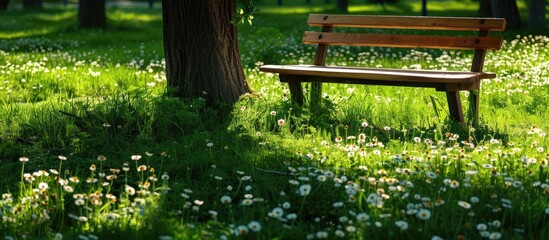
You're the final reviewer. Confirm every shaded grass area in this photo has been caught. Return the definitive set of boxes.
[0,0,548,239]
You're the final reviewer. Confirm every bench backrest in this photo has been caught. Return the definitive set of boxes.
[305,14,506,72]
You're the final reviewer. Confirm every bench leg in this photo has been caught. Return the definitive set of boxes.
[446,91,465,126]
[310,82,322,111]
[287,79,304,106]
[468,90,479,127]
[280,75,304,106]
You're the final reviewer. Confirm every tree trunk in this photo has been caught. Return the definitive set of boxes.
[337,0,348,12]
[528,0,546,30]
[478,0,521,28]
[478,0,492,17]
[78,0,106,28]
[0,0,9,11]
[278,0,282,6]
[22,0,41,9]
[490,0,521,28]
[421,0,427,16]
[161,0,251,106]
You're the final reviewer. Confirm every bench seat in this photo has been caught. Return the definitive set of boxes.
[260,64,495,85]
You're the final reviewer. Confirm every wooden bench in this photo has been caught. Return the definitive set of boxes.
[259,14,506,126]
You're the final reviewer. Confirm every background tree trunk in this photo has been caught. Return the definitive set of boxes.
[0,0,9,11]
[278,0,282,6]
[23,0,41,9]
[528,0,546,30]
[78,0,106,28]
[478,0,492,17]
[421,0,427,16]
[161,0,250,106]
[490,0,521,28]
[478,0,521,28]
[337,0,348,12]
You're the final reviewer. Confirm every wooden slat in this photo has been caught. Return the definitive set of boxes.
[302,32,503,50]
[308,14,506,31]
[260,65,496,84]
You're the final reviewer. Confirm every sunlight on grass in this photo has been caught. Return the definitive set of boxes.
[109,11,162,22]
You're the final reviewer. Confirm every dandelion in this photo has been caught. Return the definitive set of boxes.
[426,171,438,179]
[241,176,251,181]
[356,213,370,222]
[74,198,85,206]
[269,207,284,218]
[299,184,312,196]
[161,172,169,180]
[477,223,488,231]
[395,220,409,230]
[416,209,431,220]
[489,232,502,240]
[38,182,49,190]
[236,225,249,236]
[63,185,74,193]
[220,195,231,204]
[458,201,471,209]
[346,225,357,233]
[125,185,136,195]
[122,162,130,172]
[335,230,345,237]
[248,221,262,232]
[316,231,328,239]
[241,199,253,206]
[449,180,460,188]
[282,201,291,209]
[137,165,147,172]
[470,196,480,203]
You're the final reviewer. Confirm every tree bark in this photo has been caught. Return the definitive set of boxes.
[421,0,427,16]
[478,0,492,17]
[490,0,521,28]
[78,0,106,28]
[161,0,251,106]
[0,0,9,11]
[478,0,521,28]
[528,0,546,30]
[22,0,41,9]
[337,0,348,12]
[278,0,282,6]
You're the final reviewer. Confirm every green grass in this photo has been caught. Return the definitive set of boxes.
[1,0,549,239]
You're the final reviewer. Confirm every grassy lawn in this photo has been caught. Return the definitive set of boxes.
[1,0,548,239]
